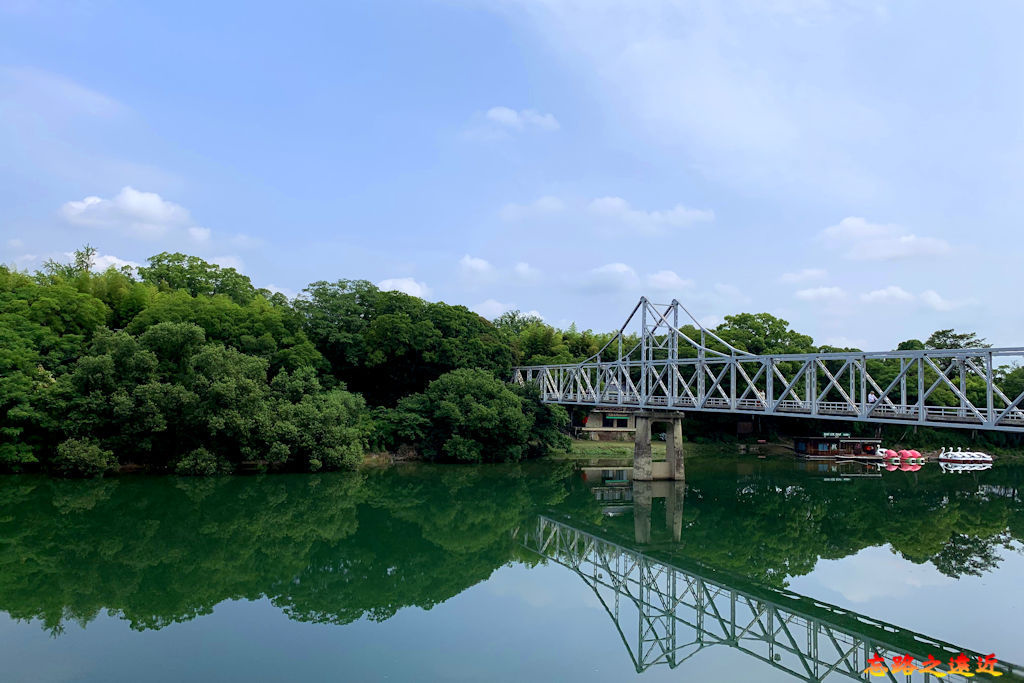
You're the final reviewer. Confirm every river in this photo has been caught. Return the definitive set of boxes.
[0,454,1022,682]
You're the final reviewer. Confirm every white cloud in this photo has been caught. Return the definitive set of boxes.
[588,196,713,232]
[513,262,542,283]
[459,254,495,281]
[378,277,430,298]
[7,238,24,248]
[92,253,140,271]
[499,196,565,221]
[485,106,560,131]
[188,226,211,242]
[821,217,952,261]
[857,286,972,311]
[795,286,845,301]
[646,270,693,292]
[574,262,640,293]
[861,285,914,304]
[779,268,826,283]
[61,186,195,239]
[920,289,973,312]
[472,298,514,318]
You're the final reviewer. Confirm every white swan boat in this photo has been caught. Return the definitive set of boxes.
[937,446,993,464]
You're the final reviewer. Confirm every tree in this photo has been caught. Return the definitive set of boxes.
[295,281,513,404]
[383,369,566,463]
[896,339,925,351]
[138,253,260,305]
[715,313,816,355]
[925,329,990,350]
[493,310,543,336]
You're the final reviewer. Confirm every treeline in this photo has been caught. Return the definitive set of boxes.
[0,248,568,476]
[3,247,1020,476]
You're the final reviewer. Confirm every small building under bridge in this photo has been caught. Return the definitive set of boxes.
[578,409,638,441]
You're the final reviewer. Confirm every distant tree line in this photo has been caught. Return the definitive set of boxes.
[0,247,568,476]
[2,246,1020,476]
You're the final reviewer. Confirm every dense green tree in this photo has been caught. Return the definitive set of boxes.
[493,309,544,336]
[295,281,513,404]
[714,312,816,355]
[138,252,260,305]
[926,329,990,350]
[384,369,565,463]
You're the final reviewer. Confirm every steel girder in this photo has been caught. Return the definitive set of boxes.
[519,516,1022,681]
[511,298,1024,432]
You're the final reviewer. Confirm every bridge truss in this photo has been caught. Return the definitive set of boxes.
[512,298,1024,432]
[520,515,1022,681]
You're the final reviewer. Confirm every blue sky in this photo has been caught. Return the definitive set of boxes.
[2,0,1023,350]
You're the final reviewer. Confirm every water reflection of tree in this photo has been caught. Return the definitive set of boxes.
[570,461,1024,586]
[0,459,1020,634]
[0,463,572,634]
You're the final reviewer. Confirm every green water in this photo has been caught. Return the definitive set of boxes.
[0,455,1022,682]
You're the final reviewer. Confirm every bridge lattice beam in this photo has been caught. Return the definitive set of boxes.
[512,298,1024,432]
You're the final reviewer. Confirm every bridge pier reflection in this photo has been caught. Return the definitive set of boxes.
[632,480,685,544]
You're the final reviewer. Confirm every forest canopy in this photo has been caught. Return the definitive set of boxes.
[1,247,1020,476]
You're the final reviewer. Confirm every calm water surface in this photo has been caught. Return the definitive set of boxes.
[1,455,1022,682]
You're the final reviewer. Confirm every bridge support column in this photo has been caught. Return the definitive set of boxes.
[665,418,685,481]
[633,480,652,544]
[633,416,653,481]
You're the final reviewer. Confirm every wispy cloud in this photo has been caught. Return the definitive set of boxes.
[485,106,559,131]
[378,277,430,298]
[646,269,694,292]
[499,196,565,222]
[780,268,827,284]
[588,196,713,232]
[821,217,951,261]
[795,286,845,301]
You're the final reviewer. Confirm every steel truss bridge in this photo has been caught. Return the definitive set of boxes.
[512,298,1024,432]
[519,515,1023,681]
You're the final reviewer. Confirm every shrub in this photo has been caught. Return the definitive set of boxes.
[51,438,117,478]
[175,447,233,476]
[382,369,569,463]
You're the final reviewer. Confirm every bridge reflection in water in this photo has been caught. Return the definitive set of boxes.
[518,501,1023,682]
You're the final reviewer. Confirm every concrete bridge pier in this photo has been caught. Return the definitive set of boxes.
[633,414,685,481]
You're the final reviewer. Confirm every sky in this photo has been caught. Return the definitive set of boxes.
[2,0,1023,350]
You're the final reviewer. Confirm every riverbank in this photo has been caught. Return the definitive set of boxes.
[547,438,794,462]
